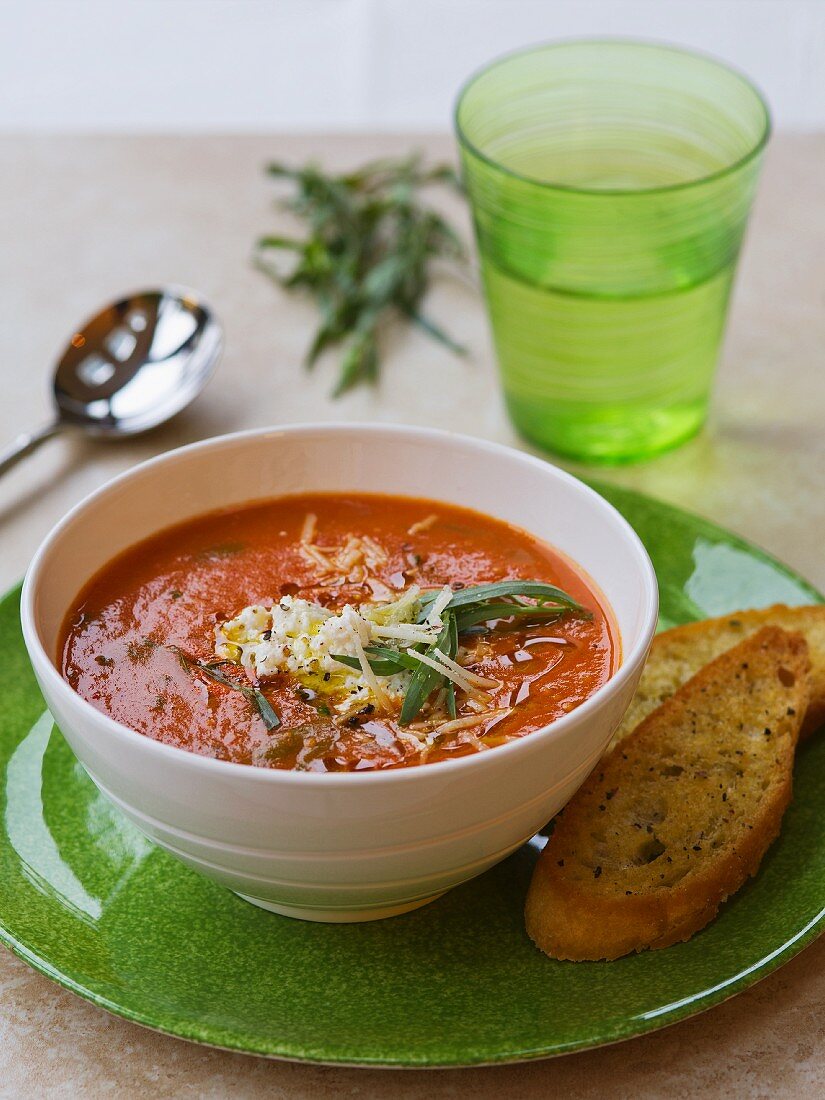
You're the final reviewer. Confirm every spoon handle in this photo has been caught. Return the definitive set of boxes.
[0,420,64,478]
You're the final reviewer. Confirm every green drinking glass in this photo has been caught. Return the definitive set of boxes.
[455,40,770,463]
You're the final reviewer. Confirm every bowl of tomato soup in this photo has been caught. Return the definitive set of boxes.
[22,424,657,922]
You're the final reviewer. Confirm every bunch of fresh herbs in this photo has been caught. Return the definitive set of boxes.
[255,154,468,395]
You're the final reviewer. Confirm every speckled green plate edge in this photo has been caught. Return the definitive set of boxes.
[0,481,822,1067]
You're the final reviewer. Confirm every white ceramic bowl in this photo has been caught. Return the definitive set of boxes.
[22,424,657,922]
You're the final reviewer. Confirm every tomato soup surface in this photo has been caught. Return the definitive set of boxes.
[61,494,617,771]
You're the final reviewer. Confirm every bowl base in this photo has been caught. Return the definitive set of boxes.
[234,890,446,923]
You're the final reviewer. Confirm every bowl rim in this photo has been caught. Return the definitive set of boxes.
[21,422,658,787]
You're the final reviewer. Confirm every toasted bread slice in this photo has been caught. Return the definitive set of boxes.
[611,605,825,751]
[525,627,809,961]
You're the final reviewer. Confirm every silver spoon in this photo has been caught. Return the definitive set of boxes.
[0,287,223,477]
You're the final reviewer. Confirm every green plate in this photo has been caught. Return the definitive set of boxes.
[1,483,823,1066]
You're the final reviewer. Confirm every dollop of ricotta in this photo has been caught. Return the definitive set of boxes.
[214,590,430,714]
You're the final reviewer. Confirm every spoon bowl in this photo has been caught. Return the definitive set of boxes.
[55,288,222,435]
[0,287,222,476]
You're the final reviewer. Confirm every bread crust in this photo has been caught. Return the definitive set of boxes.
[526,627,810,962]
[610,604,825,750]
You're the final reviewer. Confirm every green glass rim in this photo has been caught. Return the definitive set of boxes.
[454,37,772,197]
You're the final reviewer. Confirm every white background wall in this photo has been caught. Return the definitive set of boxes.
[1,0,823,132]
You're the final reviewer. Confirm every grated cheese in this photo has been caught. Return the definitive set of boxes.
[435,708,511,736]
[372,622,439,645]
[432,649,499,690]
[361,535,388,563]
[407,513,438,536]
[298,524,393,589]
[346,607,391,712]
[426,584,453,627]
[409,649,480,696]
[300,543,335,574]
[366,578,395,601]
[300,512,317,544]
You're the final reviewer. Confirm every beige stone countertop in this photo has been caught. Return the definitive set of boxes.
[0,133,823,1097]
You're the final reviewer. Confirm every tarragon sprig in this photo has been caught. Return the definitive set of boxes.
[333,579,591,725]
[255,154,468,396]
[168,646,280,731]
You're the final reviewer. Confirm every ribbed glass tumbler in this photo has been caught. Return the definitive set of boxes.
[455,41,770,463]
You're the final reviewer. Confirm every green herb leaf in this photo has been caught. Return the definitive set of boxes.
[332,328,379,397]
[249,688,282,732]
[332,653,402,677]
[404,307,467,356]
[363,645,423,669]
[256,154,468,395]
[453,603,563,633]
[331,646,421,677]
[169,647,281,731]
[399,613,454,726]
[445,614,458,719]
[445,680,457,720]
[417,580,588,621]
